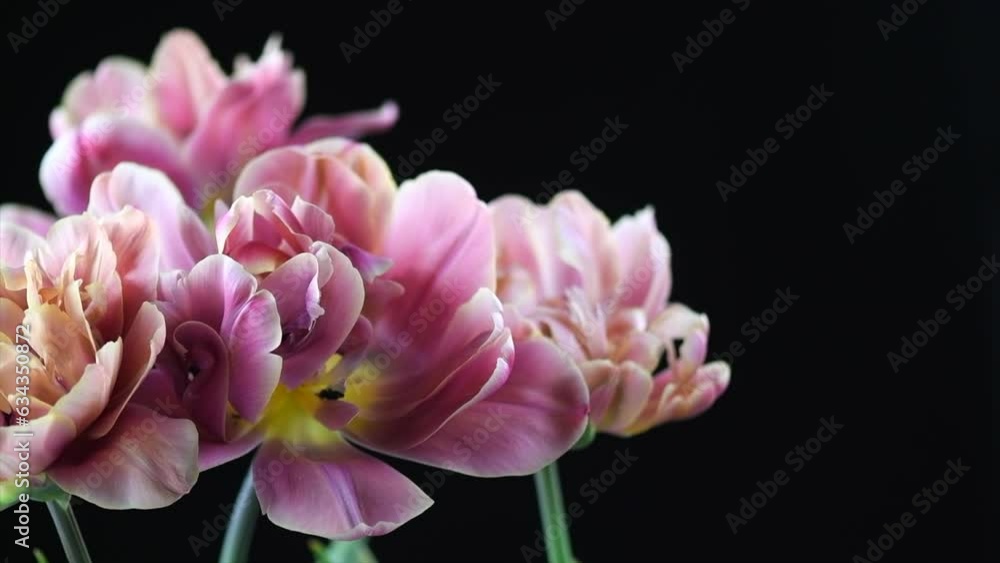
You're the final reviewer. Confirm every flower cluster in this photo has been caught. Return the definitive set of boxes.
[1,30,730,541]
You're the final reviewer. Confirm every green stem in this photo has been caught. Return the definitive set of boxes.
[46,499,92,563]
[219,470,260,563]
[533,462,575,563]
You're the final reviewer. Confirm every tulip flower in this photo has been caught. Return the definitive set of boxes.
[188,152,591,539]
[0,208,198,509]
[491,191,731,437]
[40,29,399,216]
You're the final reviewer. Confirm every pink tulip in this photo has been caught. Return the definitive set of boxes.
[40,29,399,216]
[194,154,591,539]
[491,191,731,436]
[0,209,198,509]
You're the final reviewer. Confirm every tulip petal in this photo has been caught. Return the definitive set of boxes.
[40,115,195,214]
[0,205,56,236]
[395,337,589,476]
[377,172,496,346]
[612,208,671,319]
[253,437,431,539]
[289,100,399,144]
[232,141,395,251]
[264,246,364,387]
[345,289,512,451]
[89,163,214,271]
[48,404,198,509]
[88,303,165,438]
[149,29,227,138]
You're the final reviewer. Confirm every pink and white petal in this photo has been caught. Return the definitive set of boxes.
[89,163,215,271]
[580,359,618,425]
[490,195,582,306]
[253,437,431,539]
[149,29,227,138]
[184,65,304,194]
[594,362,653,434]
[227,291,283,423]
[40,116,196,215]
[378,172,496,341]
[48,404,199,509]
[611,208,671,319]
[0,205,56,236]
[170,255,260,333]
[98,207,159,323]
[549,191,622,303]
[268,247,364,388]
[393,337,589,477]
[288,100,399,144]
[346,293,513,452]
[627,361,731,435]
[59,57,152,127]
[350,289,505,423]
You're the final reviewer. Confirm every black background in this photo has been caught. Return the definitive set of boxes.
[1,1,993,562]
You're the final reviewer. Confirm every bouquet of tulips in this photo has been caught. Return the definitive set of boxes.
[1,30,731,563]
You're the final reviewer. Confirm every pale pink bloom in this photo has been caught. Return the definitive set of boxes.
[491,191,730,437]
[41,29,398,216]
[0,209,197,509]
[201,159,590,539]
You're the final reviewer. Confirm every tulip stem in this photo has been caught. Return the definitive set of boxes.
[219,470,260,563]
[46,499,92,563]
[533,462,575,563]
